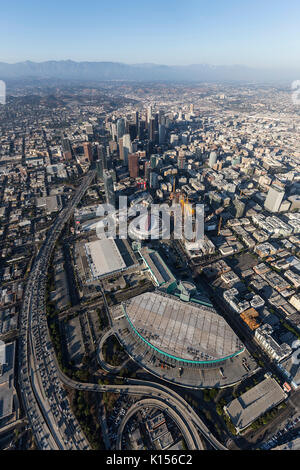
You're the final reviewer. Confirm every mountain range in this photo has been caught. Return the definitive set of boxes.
[0,60,298,82]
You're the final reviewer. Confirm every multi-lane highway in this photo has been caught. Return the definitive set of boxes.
[116,398,203,450]
[49,349,226,450]
[18,171,96,450]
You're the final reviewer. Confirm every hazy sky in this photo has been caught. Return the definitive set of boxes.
[1,0,300,69]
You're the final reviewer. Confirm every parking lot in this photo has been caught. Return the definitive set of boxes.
[260,415,300,449]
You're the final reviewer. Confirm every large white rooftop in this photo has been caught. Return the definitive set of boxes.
[85,238,126,279]
[123,291,244,363]
[225,377,287,432]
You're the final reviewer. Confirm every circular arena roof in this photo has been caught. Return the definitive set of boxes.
[122,291,244,364]
[128,213,169,241]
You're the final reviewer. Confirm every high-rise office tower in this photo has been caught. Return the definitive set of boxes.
[144,161,151,180]
[149,171,159,189]
[160,114,166,127]
[117,118,126,140]
[150,154,160,169]
[190,103,194,114]
[111,122,117,141]
[83,142,93,162]
[147,106,152,123]
[97,143,105,160]
[138,120,146,140]
[181,133,189,145]
[106,146,113,170]
[149,118,156,142]
[128,123,137,141]
[158,110,164,125]
[118,137,124,161]
[96,160,103,180]
[109,140,117,156]
[165,116,171,128]
[103,170,115,208]
[170,133,179,145]
[123,134,132,167]
[264,186,285,213]
[128,153,139,179]
[134,111,139,126]
[150,154,157,169]
[209,151,218,168]
[109,168,117,183]
[96,144,106,179]
[98,118,105,137]
[158,124,166,145]
[131,140,138,153]
[62,138,72,160]
[177,151,186,170]
[153,113,159,144]
[233,199,245,218]
[145,140,153,158]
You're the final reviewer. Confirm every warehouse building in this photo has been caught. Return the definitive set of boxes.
[0,341,16,423]
[139,247,176,290]
[84,238,138,281]
[224,376,287,433]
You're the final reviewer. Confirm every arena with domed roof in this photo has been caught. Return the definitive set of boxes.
[111,288,259,388]
[122,291,244,365]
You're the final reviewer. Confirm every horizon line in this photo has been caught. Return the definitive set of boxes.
[0,59,300,71]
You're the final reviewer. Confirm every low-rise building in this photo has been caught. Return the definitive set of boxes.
[255,324,292,362]
[289,294,300,312]
[284,270,300,289]
[240,308,261,331]
[224,376,287,433]
[255,242,278,258]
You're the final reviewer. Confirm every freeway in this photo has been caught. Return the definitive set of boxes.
[116,398,203,450]
[49,350,226,450]
[18,170,96,450]
[95,329,227,449]
[97,328,131,374]
[54,368,204,450]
